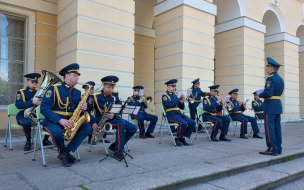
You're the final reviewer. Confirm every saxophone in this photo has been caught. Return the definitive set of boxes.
[63,85,92,141]
[92,102,113,141]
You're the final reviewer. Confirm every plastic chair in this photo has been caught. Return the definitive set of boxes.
[5,104,35,150]
[249,110,264,135]
[196,106,214,140]
[32,106,80,167]
[128,114,148,138]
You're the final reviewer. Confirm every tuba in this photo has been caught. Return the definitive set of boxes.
[24,70,62,123]
[63,85,92,141]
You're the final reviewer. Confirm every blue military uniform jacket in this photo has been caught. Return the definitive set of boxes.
[127,95,147,112]
[226,98,245,114]
[252,99,264,113]
[90,90,120,125]
[202,95,222,115]
[41,82,81,124]
[162,91,186,117]
[259,72,284,114]
[15,86,36,111]
[189,87,205,105]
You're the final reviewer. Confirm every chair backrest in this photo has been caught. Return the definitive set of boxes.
[7,104,20,116]
[35,106,45,120]
[162,106,167,116]
[183,106,190,114]
[196,106,204,116]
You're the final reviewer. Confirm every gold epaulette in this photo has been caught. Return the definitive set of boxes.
[19,88,25,91]
[163,94,171,101]
[53,83,61,86]
[113,90,118,93]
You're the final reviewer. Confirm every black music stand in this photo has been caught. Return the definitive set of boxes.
[99,102,140,167]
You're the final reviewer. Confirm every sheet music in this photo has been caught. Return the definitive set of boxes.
[123,106,140,115]
[257,88,264,95]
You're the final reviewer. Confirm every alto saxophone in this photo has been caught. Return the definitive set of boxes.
[63,85,92,141]
[92,103,113,141]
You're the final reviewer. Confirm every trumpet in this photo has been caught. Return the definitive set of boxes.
[140,95,154,112]
[217,96,233,111]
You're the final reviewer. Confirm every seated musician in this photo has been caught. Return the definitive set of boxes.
[90,76,137,160]
[101,89,121,143]
[251,91,264,119]
[41,63,91,167]
[227,89,263,139]
[15,73,52,151]
[82,81,97,145]
[202,85,231,142]
[188,78,208,132]
[127,85,158,139]
[162,79,195,146]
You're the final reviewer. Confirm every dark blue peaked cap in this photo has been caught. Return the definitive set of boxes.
[208,85,220,90]
[101,75,119,86]
[165,79,177,86]
[133,85,144,90]
[82,81,95,89]
[24,73,41,81]
[228,89,239,95]
[266,57,282,67]
[253,91,257,95]
[59,63,80,76]
[191,78,200,84]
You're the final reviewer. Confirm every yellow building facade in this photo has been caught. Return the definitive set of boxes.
[0,0,304,129]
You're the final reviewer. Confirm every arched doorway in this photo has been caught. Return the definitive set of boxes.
[262,8,300,120]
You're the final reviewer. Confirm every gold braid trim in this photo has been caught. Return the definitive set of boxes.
[54,86,69,109]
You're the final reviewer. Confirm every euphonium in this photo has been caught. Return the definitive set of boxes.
[92,103,113,141]
[63,85,92,141]
[24,70,62,123]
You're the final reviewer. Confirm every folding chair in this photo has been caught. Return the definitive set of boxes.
[5,104,35,150]
[196,106,213,140]
[32,106,80,167]
[249,111,264,135]
[127,114,148,138]
[159,107,179,146]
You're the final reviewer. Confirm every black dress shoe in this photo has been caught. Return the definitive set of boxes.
[138,134,146,139]
[240,134,248,139]
[24,140,31,151]
[88,138,96,145]
[109,143,116,152]
[219,136,231,142]
[170,126,177,133]
[175,138,181,146]
[259,151,278,156]
[278,150,282,155]
[67,153,77,163]
[180,138,190,146]
[57,152,71,167]
[113,151,124,161]
[253,134,263,139]
[43,140,53,146]
[211,137,219,142]
[145,133,154,138]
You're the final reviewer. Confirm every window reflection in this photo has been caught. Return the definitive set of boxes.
[0,14,25,105]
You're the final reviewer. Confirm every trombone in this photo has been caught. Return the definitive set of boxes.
[140,95,154,112]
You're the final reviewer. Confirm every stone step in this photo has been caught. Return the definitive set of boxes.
[157,151,304,190]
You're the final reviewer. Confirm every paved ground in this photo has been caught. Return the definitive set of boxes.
[1,122,304,190]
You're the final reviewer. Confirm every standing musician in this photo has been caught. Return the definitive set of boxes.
[127,85,158,139]
[202,85,231,142]
[226,89,263,139]
[82,81,97,145]
[15,73,52,151]
[41,63,91,167]
[252,91,264,119]
[90,76,137,160]
[259,57,284,156]
[188,78,208,132]
[162,79,195,146]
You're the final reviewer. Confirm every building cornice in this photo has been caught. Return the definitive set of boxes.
[135,25,155,38]
[154,0,216,16]
[215,17,266,34]
[265,33,300,45]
